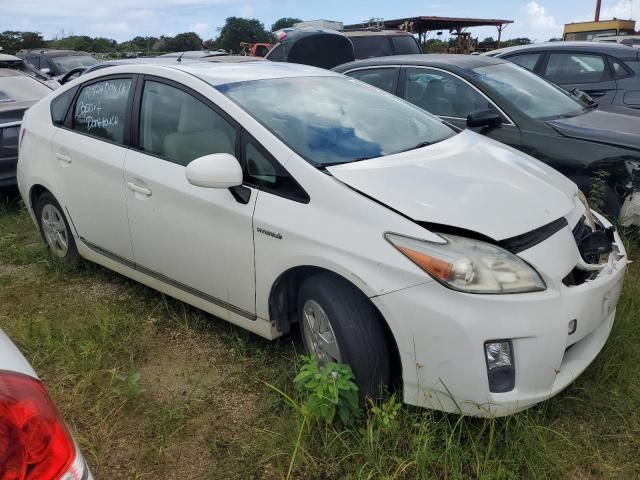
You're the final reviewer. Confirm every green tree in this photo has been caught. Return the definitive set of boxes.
[216,17,270,53]
[422,38,448,53]
[271,17,302,32]
[121,36,159,52]
[166,32,203,52]
[503,37,532,46]
[0,31,45,53]
[46,35,117,53]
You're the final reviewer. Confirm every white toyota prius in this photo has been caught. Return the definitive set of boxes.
[17,62,628,416]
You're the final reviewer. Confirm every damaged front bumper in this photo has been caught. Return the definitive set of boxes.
[372,212,628,417]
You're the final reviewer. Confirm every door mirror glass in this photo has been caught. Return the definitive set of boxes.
[467,109,502,128]
[186,153,243,189]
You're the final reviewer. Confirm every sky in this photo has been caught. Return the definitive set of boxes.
[1,0,639,43]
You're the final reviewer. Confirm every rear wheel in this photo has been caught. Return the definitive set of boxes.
[35,192,79,267]
[298,273,392,403]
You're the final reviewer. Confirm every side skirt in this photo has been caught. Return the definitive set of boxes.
[76,239,281,340]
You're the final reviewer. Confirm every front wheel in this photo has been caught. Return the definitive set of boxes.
[298,273,392,403]
[35,192,79,267]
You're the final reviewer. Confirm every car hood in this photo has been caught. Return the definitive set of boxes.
[327,130,578,241]
[547,107,640,151]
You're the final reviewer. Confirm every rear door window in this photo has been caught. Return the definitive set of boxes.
[347,68,399,94]
[72,78,132,144]
[544,53,608,84]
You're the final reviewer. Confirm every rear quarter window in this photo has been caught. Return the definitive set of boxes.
[50,87,77,125]
[609,56,634,78]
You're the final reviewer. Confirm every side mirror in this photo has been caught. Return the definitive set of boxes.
[186,153,243,189]
[467,109,502,128]
[40,67,51,76]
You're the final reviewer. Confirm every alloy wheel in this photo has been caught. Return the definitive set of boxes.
[301,299,342,364]
[41,204,69,258]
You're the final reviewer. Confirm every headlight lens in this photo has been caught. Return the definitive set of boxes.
[386,233,546,294]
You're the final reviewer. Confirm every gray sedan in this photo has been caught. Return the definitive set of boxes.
[485,41,640,109]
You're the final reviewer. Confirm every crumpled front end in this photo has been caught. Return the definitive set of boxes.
[373,198,628,417]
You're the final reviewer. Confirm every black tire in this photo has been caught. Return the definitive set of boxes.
[298,273,392,404]
[35,192,80,267]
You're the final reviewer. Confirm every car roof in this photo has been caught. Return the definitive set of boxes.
[173,61,338,85]
[334,53,508,72]
[18,49,93,58]
[83,56,205,74]
[204,55,267,63]
[487,41,640,60]
[89,61,339,86]
[342,30,414,37]
[158,51,228,59]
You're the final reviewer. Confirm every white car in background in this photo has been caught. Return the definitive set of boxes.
[0,329,93,479]
[17,62,628,416]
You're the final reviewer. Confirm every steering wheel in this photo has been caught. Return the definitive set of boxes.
[60,67,87,85]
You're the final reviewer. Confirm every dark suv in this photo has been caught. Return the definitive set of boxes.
[265,28,422,69]
[16,49,99,80]
[341,29,422,59]
[485,42,640,109]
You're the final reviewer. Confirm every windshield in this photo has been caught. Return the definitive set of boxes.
[50,55,99,74]
[0,76,51,103]
[468,63,585,120]
[217,76,455,166]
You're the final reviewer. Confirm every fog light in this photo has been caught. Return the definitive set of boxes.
[568,319,577,335]
[484,340,515,393]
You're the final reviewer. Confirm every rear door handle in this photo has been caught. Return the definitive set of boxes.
[585,90,607,98]
[55,152,72,164]
[127,181,152,196]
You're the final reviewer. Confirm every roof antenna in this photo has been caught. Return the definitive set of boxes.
[177,51,185,63]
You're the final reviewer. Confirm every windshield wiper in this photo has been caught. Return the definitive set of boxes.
[318,156,375,168]
[399,141,432,154]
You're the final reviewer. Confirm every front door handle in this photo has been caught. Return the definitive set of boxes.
[127,181,152,196]
[55,152,72,164]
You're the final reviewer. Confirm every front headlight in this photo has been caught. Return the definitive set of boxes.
[385,233,546,294]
